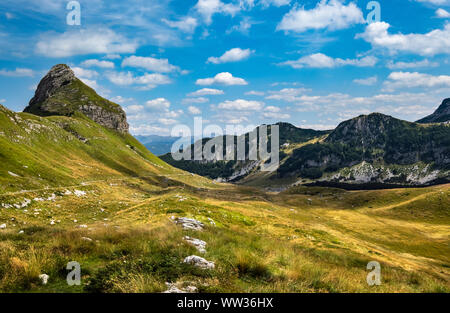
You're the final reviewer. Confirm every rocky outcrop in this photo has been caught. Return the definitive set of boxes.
[183,255,215,269]
[172,217,205,231]
[28,64,76,107]
[24,64,129,134]
[417,98,450,124]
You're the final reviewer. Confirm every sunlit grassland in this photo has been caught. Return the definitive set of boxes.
[0,176,448,293]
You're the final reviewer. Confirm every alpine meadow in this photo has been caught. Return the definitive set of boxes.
[0,0,449,297]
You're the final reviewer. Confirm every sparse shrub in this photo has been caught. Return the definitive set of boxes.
[235,252,272,280]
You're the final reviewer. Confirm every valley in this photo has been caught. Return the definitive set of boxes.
[0,65,448,293]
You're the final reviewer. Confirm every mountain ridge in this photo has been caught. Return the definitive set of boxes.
[417,98,450,124]
[163,110,450,188]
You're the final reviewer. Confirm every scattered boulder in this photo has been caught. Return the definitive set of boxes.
[163,282,198,293]
[39,274,49,285]
[183,255,215,270]
[183,236,207,253]
[0,224,6,229]
[74,190,86,197]
[172,217,204,231]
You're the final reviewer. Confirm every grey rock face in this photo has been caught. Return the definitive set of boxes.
[79,104,129,134]
[28,64,76,108]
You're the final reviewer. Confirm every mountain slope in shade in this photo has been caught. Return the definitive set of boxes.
[162,111,450,188]
[135,135,184,156]
[278,113,450,187]
[24,64,129,133]
[417,98,450,124]
[160,123,329,181]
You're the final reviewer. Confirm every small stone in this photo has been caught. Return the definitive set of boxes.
[183,255,215,270]
[163,282,198,293]
[39,274,49,285]
[174,217,204,231]
[183,236,207,253]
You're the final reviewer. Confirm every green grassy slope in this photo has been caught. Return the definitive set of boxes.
[0,104,211,194]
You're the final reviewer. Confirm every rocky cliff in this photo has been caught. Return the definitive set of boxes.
[24,64,129,133]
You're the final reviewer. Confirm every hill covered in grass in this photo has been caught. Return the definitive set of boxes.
[0,65,212,194]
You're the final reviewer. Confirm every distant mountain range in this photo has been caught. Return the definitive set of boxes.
[135,135,187,156]
[417,98,450,124]
[162,100,450,189]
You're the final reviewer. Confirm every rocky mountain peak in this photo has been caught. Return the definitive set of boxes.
[325,113,402,148]
[28,64,76,108]
[417,98,450,124]
[24,64,129,133]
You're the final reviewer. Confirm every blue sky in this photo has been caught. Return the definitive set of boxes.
[1,0,450,135]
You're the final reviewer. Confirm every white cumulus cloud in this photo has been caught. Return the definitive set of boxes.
[188,106,202,114]
[188,88,224,96]
[277,0,364,33]
[196,72,248,85]
[122,56,179,73]
[182,97,209,104]
[353,76,378,86]
[357,22,450,56]
[217,99,264,110]
[162,17,198,33]
[280,53,377,69]
[36,29,137,57]
[386,59,438,69]
[106,71,171,90]
[207,48,253,64]
[81,59,115,69]
[266,88,310,102]
[72,67,99,79]
[436,8,450,18]
[146,98,171,111]
[383,71,450,90]
[195,0,242,25]
[0,68,34,77]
